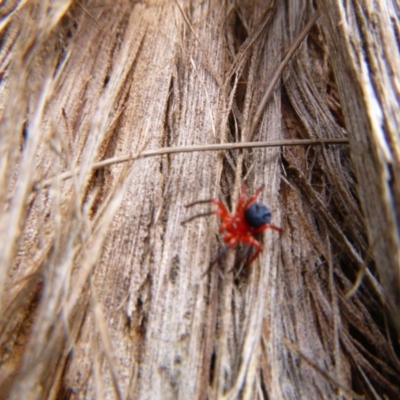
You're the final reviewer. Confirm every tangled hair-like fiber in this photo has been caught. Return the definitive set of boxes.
[0,1,399,399]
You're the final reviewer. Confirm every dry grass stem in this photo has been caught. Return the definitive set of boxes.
[35,138,349,190]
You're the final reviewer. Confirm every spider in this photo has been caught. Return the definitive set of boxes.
[182,184,282,268]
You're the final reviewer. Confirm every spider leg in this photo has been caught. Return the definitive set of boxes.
[222,232,234,244]
[219,222,229,233]
[227,236,239,248]
[243,184,264,209]
[183,198,231,225]
[235,184,247,214]
[228,245,252,275]
[268,224,283,234]
[185,199,213,208]
[181,211,214,225]
[253,223,283,234]
[239,245,252,262]
[210,199,231,219]
[201,246,229,277]
[210,200,235,235]
[242,236,262,264]
[186,197,230,217]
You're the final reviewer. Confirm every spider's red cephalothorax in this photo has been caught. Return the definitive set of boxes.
[183,185,282,265]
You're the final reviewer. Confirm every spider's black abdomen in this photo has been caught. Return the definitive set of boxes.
[244,203,272,228]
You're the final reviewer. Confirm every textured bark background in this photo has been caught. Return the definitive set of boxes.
[0,1,399,399]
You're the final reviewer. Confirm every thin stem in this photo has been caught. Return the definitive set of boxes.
[34,137,348,190]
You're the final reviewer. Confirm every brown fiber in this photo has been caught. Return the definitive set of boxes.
[0,1,399,399]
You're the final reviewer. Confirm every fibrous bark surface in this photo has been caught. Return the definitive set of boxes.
[0,1,399,399]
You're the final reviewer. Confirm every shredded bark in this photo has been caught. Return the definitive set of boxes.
[0,1,399,399]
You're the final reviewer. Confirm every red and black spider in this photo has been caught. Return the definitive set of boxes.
[183,184,282,268]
